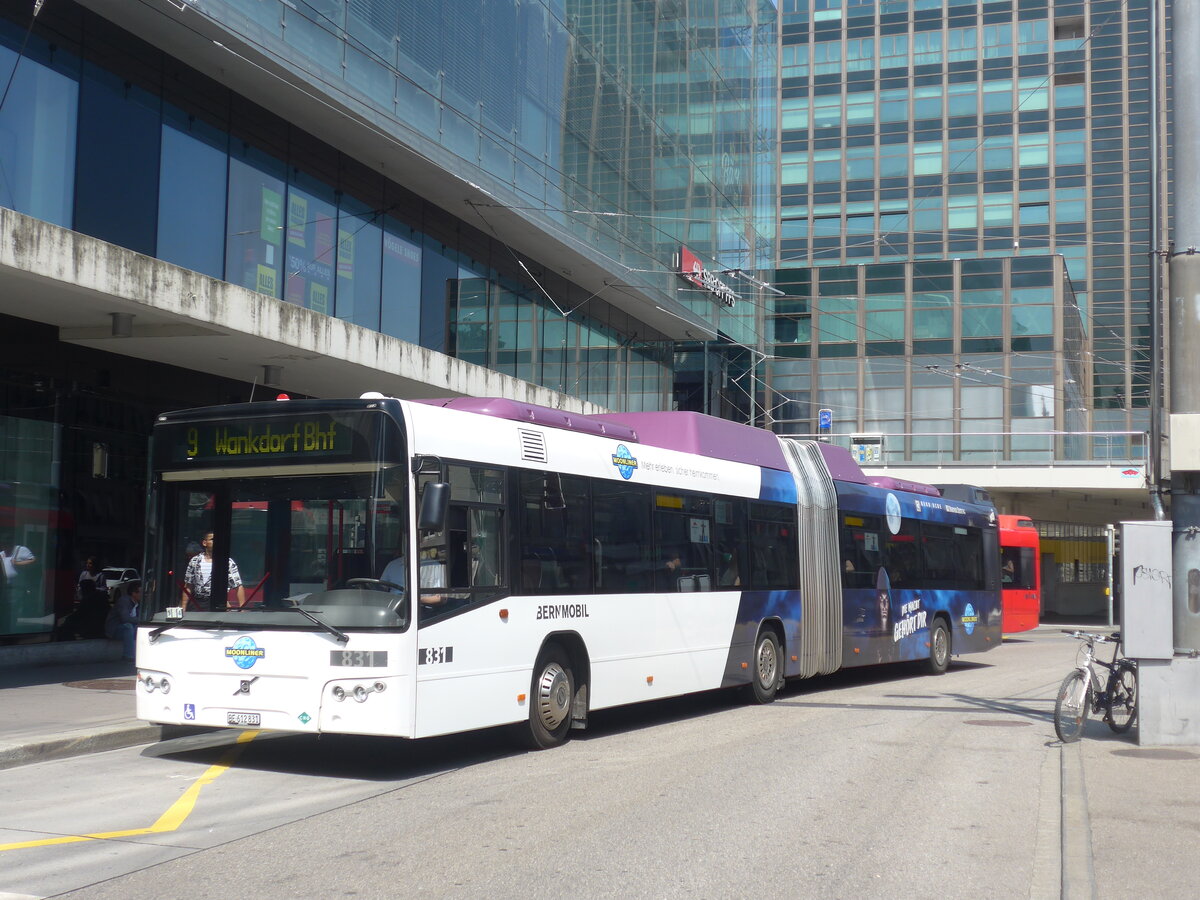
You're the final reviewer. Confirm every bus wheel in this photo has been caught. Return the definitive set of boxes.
[925,619,951,675]
[520,645,575,750]
[745,630,782,704]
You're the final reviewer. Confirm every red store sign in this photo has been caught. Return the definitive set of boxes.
[678,246,738,308]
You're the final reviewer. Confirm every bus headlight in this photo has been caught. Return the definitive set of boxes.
[140,674,171,694]
[330,681,385,703]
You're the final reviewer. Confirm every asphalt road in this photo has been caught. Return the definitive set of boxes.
[0,629,1166,899]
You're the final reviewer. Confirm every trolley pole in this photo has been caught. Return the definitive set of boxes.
[1151,0,1200,744]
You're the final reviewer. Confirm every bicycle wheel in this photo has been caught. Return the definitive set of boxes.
[1105,662,1138,733]
[1054,670,1091,743]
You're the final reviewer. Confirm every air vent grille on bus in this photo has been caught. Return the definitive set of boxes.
[518,428,548,463]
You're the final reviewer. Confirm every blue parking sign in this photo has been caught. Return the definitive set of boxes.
[818,408,833,431]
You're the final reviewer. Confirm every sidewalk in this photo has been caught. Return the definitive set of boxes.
[0,640,168,771]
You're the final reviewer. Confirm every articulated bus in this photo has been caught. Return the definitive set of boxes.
[998,514,1041,633]
[136,396,1002,748]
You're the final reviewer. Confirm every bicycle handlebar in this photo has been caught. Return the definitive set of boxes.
[1061,629,1122,644]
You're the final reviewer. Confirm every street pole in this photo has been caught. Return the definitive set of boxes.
[1155,0,1200,745]
[1149,0,1166,521]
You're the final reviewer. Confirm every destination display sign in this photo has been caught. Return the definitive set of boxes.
[155,410,391,468]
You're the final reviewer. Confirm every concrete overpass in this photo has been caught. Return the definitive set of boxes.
[0,207,605,414]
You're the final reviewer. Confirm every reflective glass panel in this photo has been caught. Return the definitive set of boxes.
[158,116,228,279]
[0,43,77,227]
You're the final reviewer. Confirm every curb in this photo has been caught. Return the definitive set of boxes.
[0,724,215,771]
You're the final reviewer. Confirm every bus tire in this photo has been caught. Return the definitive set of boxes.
[744,629,782,704]
[518,644,575,750]
[925,618,951,675]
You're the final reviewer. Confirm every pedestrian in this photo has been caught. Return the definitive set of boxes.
[76,556,107,604]
[60,556,109,639]
[1,538,35,588]
[105,580,140,662]
[1,536,36,618]
[182,532,245,610]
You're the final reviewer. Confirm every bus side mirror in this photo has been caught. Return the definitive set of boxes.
[418,482,450,531]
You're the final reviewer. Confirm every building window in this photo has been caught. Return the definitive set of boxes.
[947,196,978,230]
[1017,78,1050,112]
[1054,17,1087,51]
[983,25,1013,59]
[813,41,843,74]
[880,35,908,70]
[818,297,859,343]
[1019,203,1050,226]
[813,94,843,128]
[1018,133,1050,167]
[948,83,977,117]
[846,92,876,124]
[846,38,875,72]
[0,42,78,228]
[865,294,904,340]
[226,145,287,299]
[158,115,228,279]
[879,88,909,124]
[983,80,1014,114]
[948,27,978,62]
[1019,21,1049,56]
[814,0,844,22]
[781,44,809,78]
[913,32,943,66]
[913,292,952,339]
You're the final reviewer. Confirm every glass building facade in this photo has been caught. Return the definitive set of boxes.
[768,0,1160,461]
[0,0,779,638]
[0,0,778,413]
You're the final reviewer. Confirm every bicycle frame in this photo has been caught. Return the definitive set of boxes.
[1055,629,1136,742]
[1068,639,1101,711]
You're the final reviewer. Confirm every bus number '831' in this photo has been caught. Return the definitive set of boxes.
[419,646,454,665]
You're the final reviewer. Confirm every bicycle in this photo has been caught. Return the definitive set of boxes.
[1053,630,1138,743]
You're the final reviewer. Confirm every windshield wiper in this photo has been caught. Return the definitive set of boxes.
[276,606,350,643]
[149,617,216,642]
[149,607,350,643]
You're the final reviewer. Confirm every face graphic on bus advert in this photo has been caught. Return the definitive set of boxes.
[877,587,890,630]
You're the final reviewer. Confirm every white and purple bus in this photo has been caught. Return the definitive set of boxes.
[136,396,1001,748]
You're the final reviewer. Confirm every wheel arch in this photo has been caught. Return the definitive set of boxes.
[931,610,952,648]
[537,630,591,727]
[759,617,787,664]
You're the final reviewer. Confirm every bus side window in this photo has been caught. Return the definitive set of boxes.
[518,471,591,596]
[1001,547,1020,584]
[884,519,922,586]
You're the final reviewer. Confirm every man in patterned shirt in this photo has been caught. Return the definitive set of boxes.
[182,532,245,610]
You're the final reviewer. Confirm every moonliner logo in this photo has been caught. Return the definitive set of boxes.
[226,636,266,670]
[612,444,638,480]
[962,603,979,636]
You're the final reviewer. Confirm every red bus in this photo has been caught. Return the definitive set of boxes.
[999,514,1040,633]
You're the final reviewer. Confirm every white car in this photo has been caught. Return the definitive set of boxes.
[100,566,140,600]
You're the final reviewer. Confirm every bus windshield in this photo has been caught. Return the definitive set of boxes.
[145,469,409,629]
[144,402,410,631]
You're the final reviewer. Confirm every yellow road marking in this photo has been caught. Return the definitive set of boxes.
[0,730,260,852]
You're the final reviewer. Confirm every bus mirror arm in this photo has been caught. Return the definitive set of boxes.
[418,482,450,531]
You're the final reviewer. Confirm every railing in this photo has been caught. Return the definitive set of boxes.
[777,430,1148,467]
